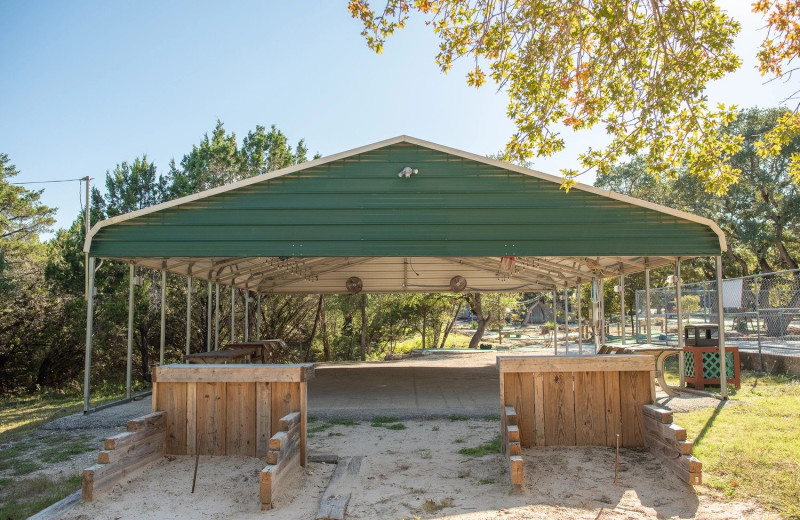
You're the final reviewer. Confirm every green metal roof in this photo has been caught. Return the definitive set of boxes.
[83,136,724,293]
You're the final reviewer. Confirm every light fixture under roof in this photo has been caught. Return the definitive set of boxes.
[397,167,418,178]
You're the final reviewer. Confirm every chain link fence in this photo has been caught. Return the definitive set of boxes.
[631,269,800,355]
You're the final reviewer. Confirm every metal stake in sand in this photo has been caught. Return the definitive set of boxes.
[614,433,620,485]
[192,454,200,493]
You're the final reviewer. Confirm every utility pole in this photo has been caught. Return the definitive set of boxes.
[83,176,91,300]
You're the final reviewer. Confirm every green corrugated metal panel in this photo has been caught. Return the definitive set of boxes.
[89,142,722,258]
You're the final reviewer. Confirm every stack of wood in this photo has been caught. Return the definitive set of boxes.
[82,411,166,501]
[260,411,302,510]
[642,404,702,485]
[503,406,524,489]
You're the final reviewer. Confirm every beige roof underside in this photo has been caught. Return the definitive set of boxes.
[116,255,682,294]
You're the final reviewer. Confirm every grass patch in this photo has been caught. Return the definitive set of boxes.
[328,432,344,437]
[371,415,400,424]
[40,434,95,463]
[448,414,469,422]
[479,477,497,485]
[0,473,82,519]
[482,414,501,422]
[0,385,129,444]
[422,497,454,513]
[308,423,331,434]
[673,371,800,519]
[458,436,501,457]
[371,416,406,429]
[328,418,357,426]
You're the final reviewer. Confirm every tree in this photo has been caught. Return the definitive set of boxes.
[0,154,55,253]
[350,0,742,192]
[753,0,800,183]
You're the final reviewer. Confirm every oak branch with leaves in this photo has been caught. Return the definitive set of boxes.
[350,0,748,192]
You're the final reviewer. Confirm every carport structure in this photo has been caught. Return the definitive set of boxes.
[82,135,729,412]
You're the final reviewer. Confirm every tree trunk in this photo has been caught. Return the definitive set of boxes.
[138,327,150,382]
[439,301,462,348]
[468,293,492,349]
[360,293,367,361]
[320,295,330,361]
[304,295,323,362]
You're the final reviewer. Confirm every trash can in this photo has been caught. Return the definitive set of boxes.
[683,325,740,390]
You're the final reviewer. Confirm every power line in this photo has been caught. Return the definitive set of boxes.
[12,178,90,185]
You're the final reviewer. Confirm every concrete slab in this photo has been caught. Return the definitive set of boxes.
[307,354,500,420]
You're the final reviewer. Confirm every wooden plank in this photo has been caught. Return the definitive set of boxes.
[151,381,158,412]
[126,411,166,432]
[260,445,302,510]
[642,404,673,424]
[655,453,703,486]
[255,382,271,457]
[97,431,164,464]
[507,425,520,443]
[644,425,694,457]
[315,456,363,520]
[574,371,606,445]
[154,363,315,383]
[27,489,81,520]
[497,355,653,374]
[504,372,534,448]
[105,426,163,451]
[82,451,161,502]
[271,382,300,436]
[510,455,524,487]
[603,371,621,447]
[533,373,545,447]
[543,372,576,446]
[619,371,648,447]
[279,411,301,431]
[642,414,687,442]
[499,371,506,454]
[504,406,518,426]
[157,382,187,455]
[508,441,521,456]
[197,381,226,456]
[225,382,256,456]
[186,382,197,455]
[300,380,308,467]
[267,432,299,465]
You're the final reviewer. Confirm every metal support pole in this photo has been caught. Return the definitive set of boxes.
[214,283,220,350]
[755,277,763,371]
[256,294,261,340]
[620,274,626,345]
[577,280,582,355]
[599,277,605,344]
[675,260,685,387]
[83,256,96,414]
[592,278,600,352]
[206,280,212,352]
[230,286,235,343]
[245,291,249,342]
[552,289,558,355]
[716,256,728,399]
[564,285,569,354]
[160,270,166,365]
[127,264,134,399]
[645,267,652,344]
[186,277,192,359]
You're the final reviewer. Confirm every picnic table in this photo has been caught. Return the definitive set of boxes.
[604,344,683,397]
[185,347,258,364]
[223,339,293,363]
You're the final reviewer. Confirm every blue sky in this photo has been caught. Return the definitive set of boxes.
[0,1,795,235]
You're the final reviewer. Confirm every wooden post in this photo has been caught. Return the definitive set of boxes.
[215,283,220,351]
[256,294,261,341]
[577,279,582,355]
[186,277,192,360]
[206,280,212,352]
[675,261,684,387]
[645,265,652,344]
[127,264,134,398]
[245,291,249,342]
[83,256,96,414]
[160,269,167,365]
[620,274,626,346]
[716,256,728,399]
[552,289,558,355]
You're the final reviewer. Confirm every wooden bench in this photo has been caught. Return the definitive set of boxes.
[185,348,257,364]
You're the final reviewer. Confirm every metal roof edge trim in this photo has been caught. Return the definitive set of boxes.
[84,134,726,254]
